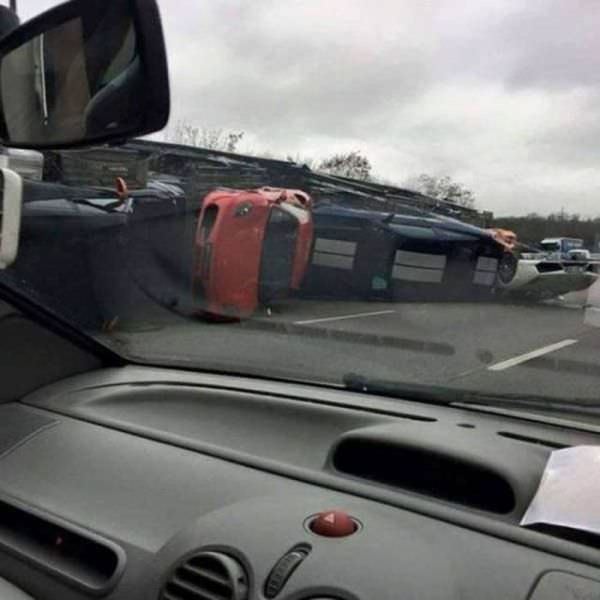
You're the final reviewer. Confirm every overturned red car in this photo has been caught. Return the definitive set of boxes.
[193,187,313,319]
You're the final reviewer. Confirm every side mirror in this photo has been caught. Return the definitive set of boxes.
[0,0,170,149]
[0,168,23,269]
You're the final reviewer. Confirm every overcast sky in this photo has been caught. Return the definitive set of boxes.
[19,0,600,216]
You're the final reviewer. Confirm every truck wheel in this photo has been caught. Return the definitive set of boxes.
[497,253,518,285]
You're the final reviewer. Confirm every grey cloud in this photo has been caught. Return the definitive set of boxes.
[428,1,600,90]
[491,1,600,90]
[166,2,437,141]
[14,0,600,216]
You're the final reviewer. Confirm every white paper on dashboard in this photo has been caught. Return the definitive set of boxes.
[521,446,600,534]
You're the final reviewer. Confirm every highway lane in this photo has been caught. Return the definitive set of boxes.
[460,323,600,400]
[101,282,600,400]
[104,292,600,402]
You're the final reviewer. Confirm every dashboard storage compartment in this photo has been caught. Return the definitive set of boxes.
[0,498,124,593]
[328,422,551,515]
[332,437,516,513]
[528,571,600,599]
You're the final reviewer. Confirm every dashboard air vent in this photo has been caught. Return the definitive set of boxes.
[161,551,249,600]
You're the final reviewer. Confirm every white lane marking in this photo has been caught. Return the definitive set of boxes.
[294,310,396,326]
[487,339,578,372]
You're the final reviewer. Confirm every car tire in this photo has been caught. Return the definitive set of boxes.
[497,252,518,285]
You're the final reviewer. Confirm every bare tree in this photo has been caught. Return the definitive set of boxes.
[164,119,244,153]
[318,151,372,181]
[409,174,476,209]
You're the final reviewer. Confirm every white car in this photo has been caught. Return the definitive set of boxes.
[499,253,598,298]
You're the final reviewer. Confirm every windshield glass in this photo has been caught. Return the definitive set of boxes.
[540,242,561,252]
[3,1,600,408]
[564,239,583,251]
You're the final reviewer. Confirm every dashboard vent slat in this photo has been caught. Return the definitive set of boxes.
[170,576,223,600]
[182,564,232,589]
[161,551,248,600]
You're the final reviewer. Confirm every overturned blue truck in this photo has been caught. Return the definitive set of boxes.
[6,143,505,331]
[304,203,504,301]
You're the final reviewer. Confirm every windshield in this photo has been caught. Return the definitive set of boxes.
[564,240,584,251]
[540,242,561,252]
[3,1,600,410]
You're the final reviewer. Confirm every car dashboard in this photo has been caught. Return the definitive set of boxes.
[0,366,600,600]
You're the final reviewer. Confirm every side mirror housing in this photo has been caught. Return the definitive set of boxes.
[0,0,170,149]
[0,6,20,39]
[0,167,23,269]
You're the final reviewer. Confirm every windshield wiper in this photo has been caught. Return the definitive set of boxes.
[343,373,600,416]
[343,373,465,406]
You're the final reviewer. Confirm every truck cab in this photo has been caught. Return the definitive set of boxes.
[540,237,590,260]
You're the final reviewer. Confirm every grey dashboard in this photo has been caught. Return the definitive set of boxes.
[0,365,599,599]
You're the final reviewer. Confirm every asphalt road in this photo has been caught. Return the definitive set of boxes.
[104,284,600,404]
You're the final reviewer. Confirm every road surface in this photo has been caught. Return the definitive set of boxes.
[102,284,600,404]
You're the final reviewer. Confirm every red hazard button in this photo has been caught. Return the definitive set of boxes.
[309,510,357,537]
